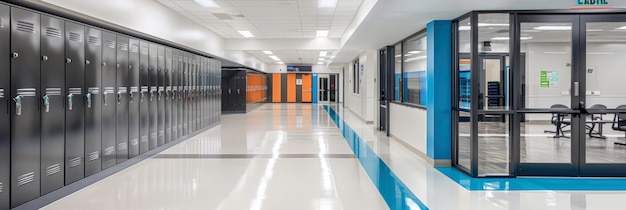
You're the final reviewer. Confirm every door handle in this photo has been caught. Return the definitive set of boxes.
[129,92,133,103]
[14,95,23,115]
[574,82,579,97]
[117,92,122,104]
[103,92,108,106]
[86,93,92,108]
[67,93,74,110]
[43,94,50,112]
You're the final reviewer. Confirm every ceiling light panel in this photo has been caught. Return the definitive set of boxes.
[316,30,329,37]
[238,30,254,38]
[534,26,572,31]
[269,55,281,61]
[194,0,220,8]
[318,0,337,8]
[319,51,328,56]
[263,51,273,55]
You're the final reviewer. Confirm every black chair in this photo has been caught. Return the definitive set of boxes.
[587,104,608,139]
[613,105,626,145]
[544,104,570,138]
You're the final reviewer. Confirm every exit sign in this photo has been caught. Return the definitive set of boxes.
[577,0,609,6]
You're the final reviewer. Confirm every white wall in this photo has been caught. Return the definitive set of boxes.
[345,50,376,122]
[41,0,268,71]
[389,103,427,154]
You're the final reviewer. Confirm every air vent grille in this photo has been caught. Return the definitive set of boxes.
[130,44,139,53]
[141,46,149,55]
[104,146,115,155]
[69,32,82,42]
[119,43,128,51]
[88,151,100,162]
[104,40,116,49]
[45,27,62,38]
[88,36,101,45]
[17,172,35,186]
[16,21,35,33]
[69,157,82,168]
[45,164,61,176]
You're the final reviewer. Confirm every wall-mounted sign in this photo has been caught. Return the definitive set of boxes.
[540,70,559,88]
[577,0,609,6]
[296,79,302,85]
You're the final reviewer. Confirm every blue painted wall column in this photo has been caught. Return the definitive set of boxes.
[312,74,318,103]
[426,20,452,162]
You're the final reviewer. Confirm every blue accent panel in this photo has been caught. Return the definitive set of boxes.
[324,105,429,210]
[403,73,408,102]
[437,167,626,191]
[426,20,453,160]
[312,74,318,103]
[420,71,427,105]
[395,73,401,101]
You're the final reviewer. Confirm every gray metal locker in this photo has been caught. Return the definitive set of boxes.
[116,35,129,163]
[39,15,65,195]
[178,52,184,138]
[0,5,10,209]
[171,50,179,140]
[64,21,86,185]
[148,43,157,149]
[157,45,165,146]
[84,27,102,177]
[128,39,140,158]
[165,47,172,143]
[10,8,41,207]
[139,41,149,153]
[101,31,117,169]
[182,53,188,135]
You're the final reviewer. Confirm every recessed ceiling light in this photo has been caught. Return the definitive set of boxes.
[277,62,284,64]
[194,0,220,8]
[408,51,422,54]
[238,30,254,38]
[534,26,571,31]
[459,26,471,31]
[491,37,532,40]
[263,51,273,55]
[318,62,324,65]
[318,0,337,8]
[319,51,328,56]
[478,23,509,27]
[318,58,325,61]
[316,30,329,37]
[269,55,280,61]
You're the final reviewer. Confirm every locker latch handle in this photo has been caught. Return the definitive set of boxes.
[68,93,74,111]
[158,91,162,101]
[66,58,72,64]
[117,92,122,104]
[129,92,134,103]
[103,92,108,106]
[14,95,23,116]
[140,92,144,103]
[86,93,92,108]
[150,92,154,102]
[43,95,50,113]
[171,91,176,100]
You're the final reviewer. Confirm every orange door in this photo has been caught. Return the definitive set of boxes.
[302,74,312,102]
[287,74,296,102]
[272,74,281,102]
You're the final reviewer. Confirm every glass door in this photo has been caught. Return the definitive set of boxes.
[319,77,329,103]
[515,14,580,176]
[579,15,626,176]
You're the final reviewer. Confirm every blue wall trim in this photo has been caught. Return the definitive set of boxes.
[324,105,428,210]
[426,20,452,160]
[313,74,318,103]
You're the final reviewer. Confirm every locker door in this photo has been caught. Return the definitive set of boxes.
[10,8,41,207]
[128,39,140,158]
[139,41,149,153]
[101,31,117,169]
[0,5,10,209]
[157,46,165,146]
[115,35,129,163]
[39,15,65,195]
[148,43,157,149]
[191,56,197,131]
[177,52,183,138]
[84,27,102,176]
[165,47,172,143]
[171,50,178,140]
[64,21,86,184]
[182,53,188,135]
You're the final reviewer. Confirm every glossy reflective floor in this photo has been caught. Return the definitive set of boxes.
[42,104,626,210]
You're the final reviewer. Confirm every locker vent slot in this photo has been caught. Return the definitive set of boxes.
[118,87,127,94]
[45,164,61,176]
[104,40,116,49]
[141,86,149,93]
[88,151,100,162]
[0,182,3,192]
[118,143,128,151]
[130,45,139,53]
[130,138,139,146]
[0,17,4,28]
[17,172,35,186]
[16,21,35,33]
[0,88,4,99]
[166,128,171,134]
[141,46,149,55]
[130,87,139,93]
[69,32,82,42]
[88,36,101,45]
[69,88,82,95]
[69,157,82,168]
[158,131,164,137]
[151,133,157,140]
[119,43,128,51]
[17,88,37,97]
[88,87,100,94]
[141,136,148,143]
[104,146,115,156]
[45,88,62,96]
[45,27,62,38]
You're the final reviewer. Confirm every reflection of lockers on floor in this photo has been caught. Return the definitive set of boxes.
[270,73,313,103]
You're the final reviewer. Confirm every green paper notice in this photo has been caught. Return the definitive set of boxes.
[540,70,558,88]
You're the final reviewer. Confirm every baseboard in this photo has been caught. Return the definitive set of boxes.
[12,122,220,210]
[388,134,451,167]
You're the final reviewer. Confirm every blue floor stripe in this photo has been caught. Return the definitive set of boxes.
[324,105,428,210]
[437,167,626,191]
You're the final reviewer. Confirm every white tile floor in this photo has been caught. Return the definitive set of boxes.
[42,103,626,210]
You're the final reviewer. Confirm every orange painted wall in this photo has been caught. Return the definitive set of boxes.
[302,74,312,102]
[272,73,281,102]
[287,73,296,102]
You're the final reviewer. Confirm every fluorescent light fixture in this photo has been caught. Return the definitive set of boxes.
[319,51,328,56]
[491,37,532,40]
[318,62,324,65]
[478,23,509,27]
[269,55,280,61]
[318,0,337,8]
[544,52,568,54]
[395,55,401,58]
[459,26,471,31]
[330,55,336,58]
[277,62,284,64]
[534,26,571,31]
[587,29,603,32]
[407,51,422,54]
[318,58,325,61]
[405,56,427,62]
[587,52,615,55]
[316,30,329,37]
[238,30,254,38]
[263,51,273,55]
[194,0,220,8]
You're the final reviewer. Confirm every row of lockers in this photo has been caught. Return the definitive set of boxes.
[0,5,221,209]
[221,70,247,112]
